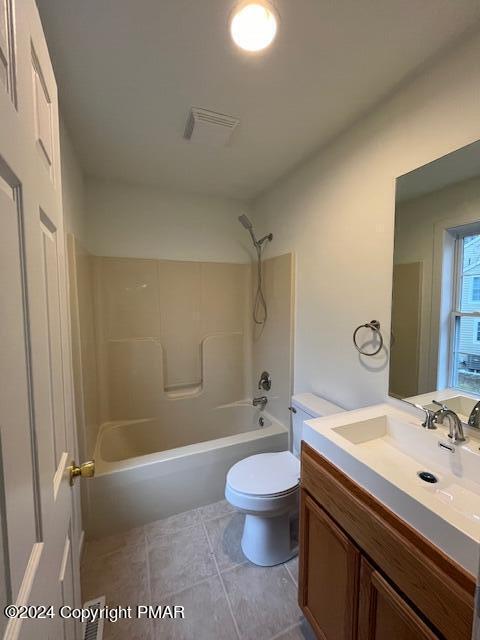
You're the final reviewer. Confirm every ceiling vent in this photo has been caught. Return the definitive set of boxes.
[184,107,240,146]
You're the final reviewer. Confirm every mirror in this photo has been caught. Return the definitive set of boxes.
[389,139,480,419]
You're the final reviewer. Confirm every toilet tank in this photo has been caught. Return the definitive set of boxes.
[291,393,344,458]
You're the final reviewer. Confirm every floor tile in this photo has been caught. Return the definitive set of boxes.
[148,525,217,599]
[104,617,153,640]
[81,499,306,640]
[82,543,148,605]
[145,508,202,542]
[83,526,145,565]
[221,563,302,640]
[153,575,238,640]
[197,499,235,521]
[272,619,316,640]
[204,512,246,571]
[285,555,299,585]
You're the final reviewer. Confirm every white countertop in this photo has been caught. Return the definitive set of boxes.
[303,401,480,575]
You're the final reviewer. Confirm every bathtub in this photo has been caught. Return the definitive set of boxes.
[86,402,288,538]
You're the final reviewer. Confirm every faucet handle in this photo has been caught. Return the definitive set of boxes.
[413,404,437,430]
[432,399,448,412]
[258,371,272,391]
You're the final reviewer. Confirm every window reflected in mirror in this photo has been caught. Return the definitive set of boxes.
[390,139,480,408]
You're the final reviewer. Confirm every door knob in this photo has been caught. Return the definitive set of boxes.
[69,460,95,486]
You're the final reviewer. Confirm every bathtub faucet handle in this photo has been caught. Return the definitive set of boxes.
[258,371,271,391]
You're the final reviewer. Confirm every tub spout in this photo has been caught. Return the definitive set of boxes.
[253,396,268,411]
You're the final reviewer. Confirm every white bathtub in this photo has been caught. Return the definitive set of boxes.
[86,403,288,538]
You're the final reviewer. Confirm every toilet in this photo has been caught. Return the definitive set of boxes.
[225,393,344,566]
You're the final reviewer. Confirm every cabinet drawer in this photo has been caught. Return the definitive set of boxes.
[301,442,475,640]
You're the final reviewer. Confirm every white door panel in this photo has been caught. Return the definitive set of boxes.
[0,1,82,638]
[0,182,37,606]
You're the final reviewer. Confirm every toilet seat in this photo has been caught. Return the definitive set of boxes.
[226,451,300,498]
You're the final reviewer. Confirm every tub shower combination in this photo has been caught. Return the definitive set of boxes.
[68,217,292,539]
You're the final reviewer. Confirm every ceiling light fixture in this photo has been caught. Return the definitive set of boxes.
[229,1,279,53]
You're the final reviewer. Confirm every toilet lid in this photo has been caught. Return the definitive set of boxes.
[227,451,300,497]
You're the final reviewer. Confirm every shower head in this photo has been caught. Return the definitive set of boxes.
[238,214,272,326]
[238,214,253,230]
[238,214,273,249]
[238,213,258,248]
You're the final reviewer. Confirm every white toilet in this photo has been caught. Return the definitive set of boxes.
[225,393,344,566]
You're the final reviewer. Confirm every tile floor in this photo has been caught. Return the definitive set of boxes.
[82,500,315,640]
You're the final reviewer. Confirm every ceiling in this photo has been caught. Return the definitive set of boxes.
[397,139,480,203]
[36,0,480,201]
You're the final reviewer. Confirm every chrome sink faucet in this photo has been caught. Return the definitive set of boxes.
[253,396,268,411]
[467,400,480,428]
[432,400,466,443]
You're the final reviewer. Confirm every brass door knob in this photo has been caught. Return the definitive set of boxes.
[69,460,95,486]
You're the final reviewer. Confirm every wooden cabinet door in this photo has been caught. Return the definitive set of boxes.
[358,559,440,640]
[299,490,360,640]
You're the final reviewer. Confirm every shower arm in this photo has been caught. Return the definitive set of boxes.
[257,233,273,247]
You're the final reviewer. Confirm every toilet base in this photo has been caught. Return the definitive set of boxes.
[241,512,297,566]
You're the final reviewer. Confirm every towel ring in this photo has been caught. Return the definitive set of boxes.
[353,320,383,356]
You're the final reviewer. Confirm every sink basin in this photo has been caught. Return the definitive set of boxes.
[332,414,480,524]
[303,404,480,574]
[333,414,421,446]
[424,395,478,425]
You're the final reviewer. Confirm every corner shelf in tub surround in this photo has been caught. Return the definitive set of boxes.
[165,383,202,399]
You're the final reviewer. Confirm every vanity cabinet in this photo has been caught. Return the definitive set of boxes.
[300,494,360,640]
[358,559,439,640]
[299,443,476,640]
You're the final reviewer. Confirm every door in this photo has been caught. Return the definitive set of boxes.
[299,491,360,640]
[357,559,440,640]
[389,262,423,398]
[0,1,82,639]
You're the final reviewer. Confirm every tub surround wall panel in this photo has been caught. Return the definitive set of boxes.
[252,30,480,410]
[252,253,294,430]
[200,263,248,335]
[105,333,245,424]
[93,256,251,423]
[157,260,202,389]
[100,257,160,340]
[106,338,164,420]
[67,236,100,459]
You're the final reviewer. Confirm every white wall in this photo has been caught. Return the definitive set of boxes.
[85,178,253,263]
[252,31,480,411]
[60,118,87,244]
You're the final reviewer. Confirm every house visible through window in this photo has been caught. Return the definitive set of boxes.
[451,234,480,392]
[472,276,480,301]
